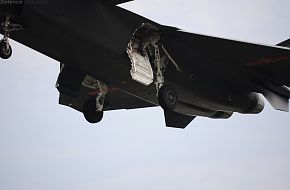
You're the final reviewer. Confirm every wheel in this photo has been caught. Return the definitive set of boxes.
[83,98,104,124]
[158,85,178,110]
[0,40,12,59]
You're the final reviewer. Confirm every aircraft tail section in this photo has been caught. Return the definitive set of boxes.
[254,83,290,112]
[258,85,289,112]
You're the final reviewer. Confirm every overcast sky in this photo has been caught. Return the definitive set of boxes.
[1,1,290,190]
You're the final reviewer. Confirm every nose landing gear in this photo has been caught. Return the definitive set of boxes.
[0,15,22,59]
[0,39,12,59]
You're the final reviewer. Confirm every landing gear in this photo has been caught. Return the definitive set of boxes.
[0,15,22,59]
[127,23,182,111]
[82,78,108,124]
[0,39,12,59]
[83,98,104,124]
[158,85,178,110]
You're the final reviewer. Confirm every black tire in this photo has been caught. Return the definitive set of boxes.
[158,85,178,110]
[0,40,12,59]
[83,99,104,124]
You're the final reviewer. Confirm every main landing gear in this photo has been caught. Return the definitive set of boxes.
[158,85,178,111]
[82,77,108,124]
[83,98,104,124]
[0,15,22,59]
[127,23,181,111]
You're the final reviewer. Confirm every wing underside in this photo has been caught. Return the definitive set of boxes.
[162,29,290,84]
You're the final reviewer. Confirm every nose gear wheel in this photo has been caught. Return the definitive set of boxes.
[0,39,12,59]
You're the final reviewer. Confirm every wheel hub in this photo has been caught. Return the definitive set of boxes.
[2,46,10,55]
[167,90,176,105]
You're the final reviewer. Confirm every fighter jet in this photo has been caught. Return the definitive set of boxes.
[1,0,290,128]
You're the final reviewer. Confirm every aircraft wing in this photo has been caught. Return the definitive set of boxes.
[165,30,290,85]
[162,29,290,86]
[161,28,290,111]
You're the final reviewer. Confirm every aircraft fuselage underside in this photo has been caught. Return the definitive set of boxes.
[1,0,278,128]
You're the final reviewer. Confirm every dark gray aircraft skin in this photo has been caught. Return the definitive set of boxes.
[1,0,290,128]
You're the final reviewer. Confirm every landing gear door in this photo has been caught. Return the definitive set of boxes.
[127,44,154,86]
[127,23,161,86]
[127,23,181,89]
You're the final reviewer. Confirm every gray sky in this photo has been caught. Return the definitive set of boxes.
[1,1,290,190]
